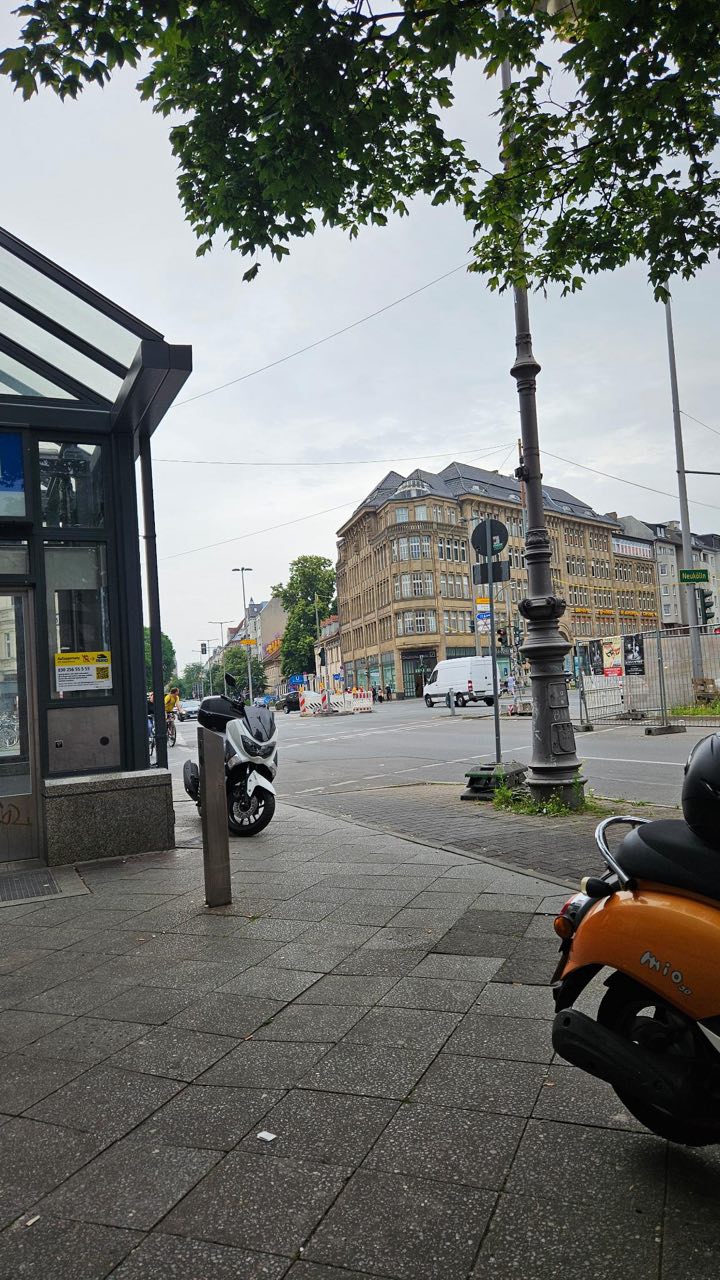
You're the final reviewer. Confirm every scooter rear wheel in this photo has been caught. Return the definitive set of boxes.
[598,973,720,1146]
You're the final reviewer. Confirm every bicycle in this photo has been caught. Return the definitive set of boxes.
[167,712,177,748]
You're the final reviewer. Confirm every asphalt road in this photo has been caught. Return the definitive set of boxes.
[170,698,712,808]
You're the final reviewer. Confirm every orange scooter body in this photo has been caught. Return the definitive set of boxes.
[560,884,720,1021]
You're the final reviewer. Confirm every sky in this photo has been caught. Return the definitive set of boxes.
[2,12,719,672]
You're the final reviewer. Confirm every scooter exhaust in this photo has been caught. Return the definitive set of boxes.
[552,1009,695,1116]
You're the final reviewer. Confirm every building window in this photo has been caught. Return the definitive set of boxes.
[415,504,427,521]
[659,563,668,575]
[437,539,444,560]
[439,574,446,597]
[409,536,421,559]
[45,542,111,699]
[421,535,431,558]
[399,538,409,561]
[412,572,423,597]
[395,507,409,523]
[401,574,412,598]
[424,572,434,595]
[443,610,450,633]
[427,611,437,632]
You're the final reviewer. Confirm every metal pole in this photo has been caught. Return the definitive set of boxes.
[139,433,167,769]
[240,569,254,701]
[498,53,583,805]
[473,549,482,656]
[486,519,502,766]
[657,629,669,726]
[664,299,703,680]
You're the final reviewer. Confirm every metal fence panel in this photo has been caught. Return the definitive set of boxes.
[576,628,720,729]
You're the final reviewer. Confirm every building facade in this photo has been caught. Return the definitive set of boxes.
[336,464,662,698]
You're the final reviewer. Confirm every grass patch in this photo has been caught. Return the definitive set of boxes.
[492,776,609,818]
[671,700,720,718]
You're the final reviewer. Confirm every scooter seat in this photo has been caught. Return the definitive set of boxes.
[617,819,720,901]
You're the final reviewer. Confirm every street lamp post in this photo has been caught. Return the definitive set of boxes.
[499,53,583,805]
[664,299,703,680]
[232,568,254,701]
[209,621,233,693]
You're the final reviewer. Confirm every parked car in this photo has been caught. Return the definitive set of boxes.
[275,691,301,713]
[179,699,201,721]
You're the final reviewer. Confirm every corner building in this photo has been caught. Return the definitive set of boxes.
[336,463,658,698]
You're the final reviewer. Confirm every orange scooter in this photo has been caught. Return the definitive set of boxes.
[552,733,720,1145]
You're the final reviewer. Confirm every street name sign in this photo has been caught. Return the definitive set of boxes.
[680,568,709,583]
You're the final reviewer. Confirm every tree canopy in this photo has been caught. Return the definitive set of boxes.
[3,2,719,297]
[143,626,176,689]
[273,554,335,677]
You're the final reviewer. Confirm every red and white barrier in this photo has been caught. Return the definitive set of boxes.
[352,689,373,713]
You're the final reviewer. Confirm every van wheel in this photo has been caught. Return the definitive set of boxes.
[424,695,433,707]
[455,694,466,708]
[484,697,494,706]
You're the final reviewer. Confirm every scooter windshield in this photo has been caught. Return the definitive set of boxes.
[243,706,275,743]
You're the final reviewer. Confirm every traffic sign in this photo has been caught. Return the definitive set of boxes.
[475,596,489,606]
[239,637,255,646]
[473,560,511,585]
[471,519,508,558]
[680,568,709,583]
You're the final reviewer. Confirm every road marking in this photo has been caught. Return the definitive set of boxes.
[577,755,684,767]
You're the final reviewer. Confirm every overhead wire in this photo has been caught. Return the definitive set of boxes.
[542,450,720,514]
[679,410,720,440]
[154,440,513,468]
[170,261,470,410]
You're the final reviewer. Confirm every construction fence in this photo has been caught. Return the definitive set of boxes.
[575,627,720,730]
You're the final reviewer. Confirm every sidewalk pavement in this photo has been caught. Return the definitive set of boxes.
[0,801,716,1280]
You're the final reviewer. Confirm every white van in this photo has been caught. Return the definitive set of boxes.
[423,656,496,708]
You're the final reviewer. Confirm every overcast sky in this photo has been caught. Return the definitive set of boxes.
[2,13,719,672]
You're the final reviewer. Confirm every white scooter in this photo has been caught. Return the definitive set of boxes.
[183,673,278,836]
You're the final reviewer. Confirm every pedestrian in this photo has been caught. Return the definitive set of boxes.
[372,686,377,703]
[385,684,392,701]
[506,673,516,697]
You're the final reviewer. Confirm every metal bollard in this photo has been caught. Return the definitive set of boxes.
[448,687,456,716]
[198,725,232,907]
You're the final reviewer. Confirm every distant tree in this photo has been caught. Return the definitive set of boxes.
[272,556,335,678]
[222,646,267,695]
[144,627,176,689]
[178,662,204,699]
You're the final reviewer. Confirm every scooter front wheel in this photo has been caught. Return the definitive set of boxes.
[598,973,720,1146]
[227,785,276,837]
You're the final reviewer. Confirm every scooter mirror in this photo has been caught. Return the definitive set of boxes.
[225,673,238,690]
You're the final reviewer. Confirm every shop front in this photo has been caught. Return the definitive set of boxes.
[0,226,190,866]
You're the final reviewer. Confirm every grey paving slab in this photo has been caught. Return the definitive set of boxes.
[379,976,485,1013]
[200,1040,332,1089]
[474,981,555,1019]
[28,1016,151,1065]
[235,918,313,942]
[387,908,466,932]
[109,1026,239,1081]
[266,899,342,922]
[470,1192,661,1280]
[344,1007,460,1053]
[324,901,401,927]
[0,1215,139,1280]
[297,975,396,1006]
[133,1083,282,1150]
[285,1266,376,1280]
[364,1101,524,1190]
[446,1013,554,1063]
[298,1042,437,1100]
[0,1008,81,1050]
[143,959,248,992]
[269,943,363,972]
[412,1053,548,1116]
[254,1003,366,1044]
[25,1065,183,1139]
[162,1152,347,1255]
[306,1168,496,1280]
[462,892,546,913]
[15,974,139,1017]
[492,937,563,985]
[39,1138,221,1231]
[666,1142,720,1227]
[0,1117,105,1230]
[84,986,196,1025]
[169,992,282,1038]
[0,947,50,975]
[109,1233,289,1280]
[532,1062,645,1130]
[506,1119,666,1210]
[333,948,430,978]
[220,967,322,1003]
[661,1217,720,1280]
[238,1088,397,1170]
[411,954,504,982]
[0,1052,85,1114]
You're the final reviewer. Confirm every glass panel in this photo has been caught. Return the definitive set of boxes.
[0,435,25,517]
[0,541,29,574]
[0,348,73,398]
[0,245,142,365]
[45,543,111,698]
[0,301,122,401]
[0,594,28,766]
[40,442,104,527]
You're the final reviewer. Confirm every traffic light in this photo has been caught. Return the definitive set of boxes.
[200,642,207,655]
[497,627,508,648]
[699,589,715,624]
[318,647,326,667]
